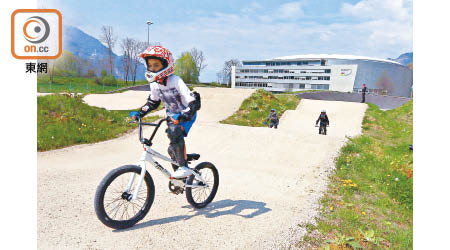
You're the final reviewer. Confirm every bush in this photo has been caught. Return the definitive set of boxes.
[209,82,221,87]
[101,75,117,86]
[87,69,96,78]
[94,75,117,86]
[220,89,299,126]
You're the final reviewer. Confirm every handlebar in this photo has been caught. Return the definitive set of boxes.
[133,117,168,146]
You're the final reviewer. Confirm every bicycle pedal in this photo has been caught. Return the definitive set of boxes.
[168,181,184,194]
[169,187,184,195]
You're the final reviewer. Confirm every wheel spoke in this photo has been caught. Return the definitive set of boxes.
[189,166,216,204]
[101,171,150,221]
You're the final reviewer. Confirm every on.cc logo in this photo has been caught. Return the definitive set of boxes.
[23,16,50,44]
[11,9,62,59]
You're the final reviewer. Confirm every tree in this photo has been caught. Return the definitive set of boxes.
[174,52,199,84]
[190,47,207,75]
[121,38,133,84]
[222,59,242,87]
[216,71,225,85]
[100,25,117,76]
[52,50,81,77]
[131,41,147,84]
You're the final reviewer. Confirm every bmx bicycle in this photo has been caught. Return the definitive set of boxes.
[315,124,329,135]
[94,117,219,229]
[264,120,279,129]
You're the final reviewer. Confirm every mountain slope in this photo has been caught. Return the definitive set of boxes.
[388,52,413,66]
[62,25,146,80]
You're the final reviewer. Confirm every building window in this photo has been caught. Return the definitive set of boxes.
[311,84,330,90]
[325,69,331,73]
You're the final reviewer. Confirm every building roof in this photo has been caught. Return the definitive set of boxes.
[270,54,402,65]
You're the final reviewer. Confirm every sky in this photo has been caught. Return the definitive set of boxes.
[38,0,413,82]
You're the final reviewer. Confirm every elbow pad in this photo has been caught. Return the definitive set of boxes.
[139,98,161,117]
[180,101,199,122]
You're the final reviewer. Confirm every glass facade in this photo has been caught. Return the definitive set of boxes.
[235,57,413,97]
[242,60,322,66]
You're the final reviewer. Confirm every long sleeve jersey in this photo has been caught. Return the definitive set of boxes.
[266,112,279,122]
[316,113,329,125]
[139,74,196,118]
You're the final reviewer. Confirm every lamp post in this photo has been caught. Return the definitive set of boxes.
[146,21,153,46]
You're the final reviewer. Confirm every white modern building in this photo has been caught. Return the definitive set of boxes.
[232,54,413,97]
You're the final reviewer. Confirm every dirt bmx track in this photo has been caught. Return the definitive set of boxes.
[38,88,367,249]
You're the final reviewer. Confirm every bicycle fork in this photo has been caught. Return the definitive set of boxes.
[126,151,167,201]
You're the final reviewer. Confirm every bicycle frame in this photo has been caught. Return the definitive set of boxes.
[126,117,208,201]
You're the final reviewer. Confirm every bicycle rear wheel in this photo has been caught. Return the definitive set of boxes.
[185,162,219,208]
[94,165,155,229]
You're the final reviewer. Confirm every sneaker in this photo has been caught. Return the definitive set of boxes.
[172,166,192,179]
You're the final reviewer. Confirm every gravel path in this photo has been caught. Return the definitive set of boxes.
[38,87,367,250]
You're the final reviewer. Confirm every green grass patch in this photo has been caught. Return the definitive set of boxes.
[37,75,147,93]
[37,94,159,151]
[220,89,299,127]
[297,101,413,249]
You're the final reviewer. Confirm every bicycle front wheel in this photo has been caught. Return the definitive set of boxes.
[94,165,155,229]
[185,162,219,208]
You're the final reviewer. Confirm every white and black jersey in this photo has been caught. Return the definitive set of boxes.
[148,75,196,117]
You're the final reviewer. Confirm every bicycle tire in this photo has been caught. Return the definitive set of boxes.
[185,162,219,208]
[94,165,155,229]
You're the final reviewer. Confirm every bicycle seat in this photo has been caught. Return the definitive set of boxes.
[187,153,200,162]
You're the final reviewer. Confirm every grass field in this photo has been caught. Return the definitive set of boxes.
[37,75,148,93]
[37,94,159,151]
[38,75,228,94]
[220,89,299,127]
[297,101,413,249]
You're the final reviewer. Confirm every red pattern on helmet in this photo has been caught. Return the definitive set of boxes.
[139,45,175,82]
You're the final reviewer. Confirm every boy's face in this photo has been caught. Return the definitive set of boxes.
[147,58,164,73]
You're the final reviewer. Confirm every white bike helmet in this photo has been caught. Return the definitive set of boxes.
[321,109,326,113]
[139,45,175,83]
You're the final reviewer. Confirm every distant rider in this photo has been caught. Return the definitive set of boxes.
[265,109,279,129]
[315,109,330,135]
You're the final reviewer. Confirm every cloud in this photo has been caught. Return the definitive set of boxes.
[241,2,263,13]
[277,1,304,20]
[54,0,412,82]
[149,6,412,81]
[341,0,412,21]
[258,1,305,22]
